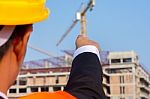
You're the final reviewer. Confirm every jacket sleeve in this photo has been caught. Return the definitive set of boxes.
[64,52,106,99]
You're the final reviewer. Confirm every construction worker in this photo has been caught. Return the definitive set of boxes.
[0,0,106,99]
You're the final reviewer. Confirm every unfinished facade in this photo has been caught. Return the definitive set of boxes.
[103,51,150,99]
[7,51,150,99]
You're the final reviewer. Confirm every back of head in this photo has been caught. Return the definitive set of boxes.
[0,0,50,60]
[0,0,50,96]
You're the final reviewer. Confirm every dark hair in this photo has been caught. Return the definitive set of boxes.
[0,25,31,60]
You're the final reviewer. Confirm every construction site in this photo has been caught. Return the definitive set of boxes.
[4,0,150,99]
[7,50,150,99]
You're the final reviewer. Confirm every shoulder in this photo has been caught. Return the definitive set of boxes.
[19,91,76,99]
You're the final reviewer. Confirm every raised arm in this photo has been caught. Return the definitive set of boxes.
[64,35,106,99]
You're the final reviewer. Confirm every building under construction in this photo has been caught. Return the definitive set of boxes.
[7,51,150,99]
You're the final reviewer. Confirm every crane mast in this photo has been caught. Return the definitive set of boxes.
[80,14,87,35]
[79,0,95,35]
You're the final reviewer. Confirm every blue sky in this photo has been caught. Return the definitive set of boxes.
[25,0,150,72]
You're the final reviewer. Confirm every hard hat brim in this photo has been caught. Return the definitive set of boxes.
[0,0,50,25]
[0,9,50,25]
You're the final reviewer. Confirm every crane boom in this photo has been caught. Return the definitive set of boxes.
[81,0,95,15]
[28,44,70,64]
[28,44,55,57]
[56,19,78,46]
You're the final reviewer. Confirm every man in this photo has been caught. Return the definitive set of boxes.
[0,0,106,99]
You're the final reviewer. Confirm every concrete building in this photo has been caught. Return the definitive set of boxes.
[7,51,150,99]
[8,67,71,99]
[103,51,150,99]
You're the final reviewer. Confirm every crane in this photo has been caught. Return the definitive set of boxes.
[28,44,56,58]
[56,0,96,46]
[27,44,72,66]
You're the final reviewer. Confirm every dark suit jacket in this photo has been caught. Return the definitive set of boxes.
[64,52,106,99]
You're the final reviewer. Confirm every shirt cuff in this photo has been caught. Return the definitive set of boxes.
[0,92,8,99]
[73,45,101,61]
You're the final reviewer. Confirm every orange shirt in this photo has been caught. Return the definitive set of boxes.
[19,91,76,99]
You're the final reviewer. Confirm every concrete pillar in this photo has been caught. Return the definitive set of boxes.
[121,59,123,63]
[44,61,49,68]
[33,76,36,85]
[16,78,19,85]
[49,87,53,92]
[16,78,19,94]
[38,87,41,92]
[61,86,64,91]
[132,66,136,99]
[16,87,19,94]
[27,87,31,93]
[109,59,111,65]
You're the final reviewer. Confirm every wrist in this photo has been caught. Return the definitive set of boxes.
[74,45,101,61]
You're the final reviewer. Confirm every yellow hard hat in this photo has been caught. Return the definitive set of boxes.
[0,0,49,25]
